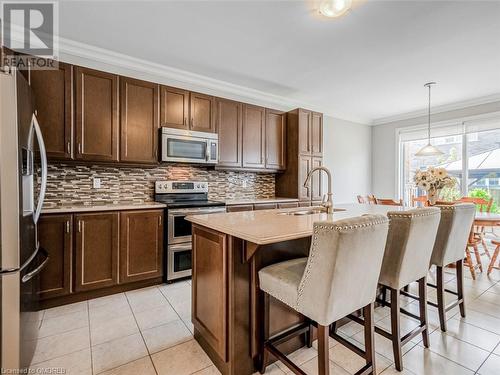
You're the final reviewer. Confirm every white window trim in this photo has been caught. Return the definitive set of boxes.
[395,111,500,200]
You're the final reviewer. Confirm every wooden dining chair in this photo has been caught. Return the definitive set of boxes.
[412,196,429,207]
[488,239,500,275]
[375,198,403,206]
[367,195,377,205]
[458,197,493,259]
[357,195,367,204]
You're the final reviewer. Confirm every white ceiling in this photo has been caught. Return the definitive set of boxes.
[58,0,500,124]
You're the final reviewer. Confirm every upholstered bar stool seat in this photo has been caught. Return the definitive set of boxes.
[258,215,389,375]
[428,203,476,331]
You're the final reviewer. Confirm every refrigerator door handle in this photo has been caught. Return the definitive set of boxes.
[0,242,40,276]
[32,113,47,224]
[21,247,49,283]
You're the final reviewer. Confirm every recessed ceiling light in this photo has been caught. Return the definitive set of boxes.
[319,0,352,18]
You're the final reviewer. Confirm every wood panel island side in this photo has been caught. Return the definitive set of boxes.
[186,204,405,375]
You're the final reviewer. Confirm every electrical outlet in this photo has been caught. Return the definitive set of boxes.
[93,177,101,189]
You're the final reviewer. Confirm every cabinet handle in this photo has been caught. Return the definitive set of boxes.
[158,216,162,226]
[191,117,194,125]
[66,220,70,233]
[77,143,81,154]
[67,141,71,154]
[184,117,187,125]
[78,220,81,233]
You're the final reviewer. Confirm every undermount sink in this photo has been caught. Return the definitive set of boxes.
[278,207,346,216]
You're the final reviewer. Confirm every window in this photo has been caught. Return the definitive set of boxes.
[398,116,500,211]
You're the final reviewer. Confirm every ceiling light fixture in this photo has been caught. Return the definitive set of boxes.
[319,0,352,18]
[415,82,444,157]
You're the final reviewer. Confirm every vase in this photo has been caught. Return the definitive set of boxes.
[427,188,440,205]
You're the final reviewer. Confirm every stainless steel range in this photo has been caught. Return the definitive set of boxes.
[154,181,225,282]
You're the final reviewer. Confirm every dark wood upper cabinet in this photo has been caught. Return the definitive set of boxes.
[74,212,119,292]
[311,112,323,156]
[311,156,323,201]
[242,104,266,169]
[265,109,286,170]
[298,109,311,155]
[160,86,189,130]
[37,214,72,299]
[216,98,242,168]
[190,92,215,133]
[75,67,119,162]
[119,210,163,283]
[30,62,73,159]
[120,77,159,164]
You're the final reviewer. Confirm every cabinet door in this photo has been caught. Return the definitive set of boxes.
[311,112,323,156]
[298,155,311,200]
[226,204,253,213]
[75,212,118,292]
[265,109,286,170]
[216,98,242,168]
[31,62,73,159]
[190,92,215,133]
[253,203,277,210]
[120,77,159,163]
[311,157,323,201]
[119,210,163,283]
[75,67,119,161]
[298,109,311,155]
[160,86,189,130]
[37,214,72,299]
[242,104,266,169]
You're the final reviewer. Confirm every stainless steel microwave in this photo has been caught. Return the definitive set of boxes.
[161,127,218,164]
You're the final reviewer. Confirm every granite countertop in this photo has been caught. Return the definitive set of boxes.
[225,197,299,205]
[42,201,167,214]
[187,203,407,245]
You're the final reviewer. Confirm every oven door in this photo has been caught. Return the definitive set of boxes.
[167,243,192,281]
[168,206,226,244]
[162,134,209,164]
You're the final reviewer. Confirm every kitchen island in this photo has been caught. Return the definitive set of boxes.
[186,203,407,375]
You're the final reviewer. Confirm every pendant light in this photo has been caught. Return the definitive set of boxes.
[319,0,352,18]
[415,82,444,157]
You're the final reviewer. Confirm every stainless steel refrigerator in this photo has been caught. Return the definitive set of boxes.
[0,67,49,370]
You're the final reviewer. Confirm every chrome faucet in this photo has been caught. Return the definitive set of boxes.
[303,166,334,214]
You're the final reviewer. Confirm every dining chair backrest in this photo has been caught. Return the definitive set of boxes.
[376,198,404,206]
[430,203,476,267]
[367,195,377,205]
[297,215,389,325]
[357,195,367,204]
[412,196,429,207]
[379,208,441,289]
[457,197,493,213]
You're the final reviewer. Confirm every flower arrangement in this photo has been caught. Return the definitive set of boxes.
[414,167,456,204]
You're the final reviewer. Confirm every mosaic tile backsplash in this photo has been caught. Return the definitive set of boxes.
[41,163,275,208]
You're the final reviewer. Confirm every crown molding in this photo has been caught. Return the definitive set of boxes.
[371,93,500,126]
[52,36,370,124]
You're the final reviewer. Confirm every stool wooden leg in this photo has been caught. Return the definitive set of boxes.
[390,288,403,371]
[457,259,466,318]
[436,266,447,332]
[418,277,430,347]
[259,292,269,374]
[381,286,387,305]
[488,244,500,275]
[363,303,376,374]
[473,244,483,272]
[306,321,314,348]
[317,324,330,375]
[465,247,476,280]
[481,236,491,259]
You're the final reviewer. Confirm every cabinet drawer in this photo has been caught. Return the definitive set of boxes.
[277,202,299,209]
[253,203,277,210]
[226,204,254,213]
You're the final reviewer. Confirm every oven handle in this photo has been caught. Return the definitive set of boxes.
[168,207,226,216]
[169,243,192,252]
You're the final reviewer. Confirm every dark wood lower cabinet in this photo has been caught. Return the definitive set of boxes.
[75,212,119,292]
[120,210,163,283]
[37,214,72,299]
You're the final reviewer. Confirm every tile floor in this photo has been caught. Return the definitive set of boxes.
[28,257,500,375]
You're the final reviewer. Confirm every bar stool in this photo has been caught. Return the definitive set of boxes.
[376,208,441,371]
[258,215,389,375]
[427,204,476,331]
